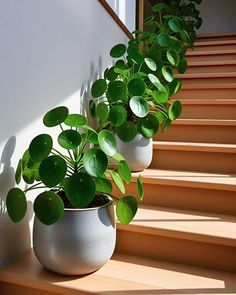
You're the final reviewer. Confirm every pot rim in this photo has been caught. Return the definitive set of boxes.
[63,194,114,212]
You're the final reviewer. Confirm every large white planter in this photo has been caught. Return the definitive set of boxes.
[33,196,116,275]
[116,134,153,172]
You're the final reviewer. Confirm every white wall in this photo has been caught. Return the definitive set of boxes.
[0,0,128,268]
[198,0,236,34]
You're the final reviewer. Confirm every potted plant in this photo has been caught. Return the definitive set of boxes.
[6,106,143,275]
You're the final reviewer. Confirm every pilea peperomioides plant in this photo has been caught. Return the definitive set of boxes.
[6,106,143,225]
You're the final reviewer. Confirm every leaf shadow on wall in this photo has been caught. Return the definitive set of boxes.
[0,137,31,268]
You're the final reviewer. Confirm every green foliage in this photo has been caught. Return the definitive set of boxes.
[6,106,144,225]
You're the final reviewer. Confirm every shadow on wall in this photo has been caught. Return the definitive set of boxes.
[0,137,31,267]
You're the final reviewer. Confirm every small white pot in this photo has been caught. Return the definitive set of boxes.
[116,134,153,172]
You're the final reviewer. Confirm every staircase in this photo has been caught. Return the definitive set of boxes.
[1,33,236,295]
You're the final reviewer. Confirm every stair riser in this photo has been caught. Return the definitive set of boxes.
[197,35,236,42]
[188,44,236,52]
[187,53,236,62]
[116,230,236,272]
[174,88,236,99]
[184,65,236,74]
[150,149,236,174]
[155,125,236,144]
[179,104,236,119]
[113,183,236,215]
[179,77,236,84]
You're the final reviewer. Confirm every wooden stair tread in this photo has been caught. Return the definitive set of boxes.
[197,32,236,39]
[173,98,236,105]
[182,83,236,89]
[176,72,236,79]
[188,59,236,66]
[186,49,236,56]
[153,141,236,153]
[1,249,236,295]
[173,119,236,126]
[132,169,236,191]
[194,39,236,46]
[118,205,236,247]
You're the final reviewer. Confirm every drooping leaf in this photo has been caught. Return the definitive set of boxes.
[168,18,181,32]
[117,160,131,184]
[58,130,81,149]
[87,129,98,144]
[109,105,127,127]
[162,65,174,82]
[169,100,182,120]
[168,79,182,96]
[28,134,53,162]
[65,173,96,207]
[177,58,187,74]
[129,96,149,118]
[83,148,108,177]
[128,78,146,96]
[98,130,117,157]
[157,32,170,47]
[15,159,22,185]
[144,58,157,71]
[6,188,27,223]
[167,49,179,66]
[110,44,126,58]
[64,114,87,127]
[89,100,96,118]
[110,170,125,194]
[152,90,169,103]
[137,175,144,201]
[91,79,107,98]
[116,195,138,224]
[105,66,119,82]
[108,80,127,102]
[148,73,161,86]
[43,106,69,127]
[34,191,64,225]
[152,3,167,12]
[116,121,137,142]
[96,102,109,123]
[39,155,67,187]
[138,114,159,138]
[95,177,112,194]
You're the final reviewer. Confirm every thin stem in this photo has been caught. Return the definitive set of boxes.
[24,182,43,193]
[51,148,75,168]
[59,124,64,132]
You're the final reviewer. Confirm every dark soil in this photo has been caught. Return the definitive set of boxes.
[56,190,110,209]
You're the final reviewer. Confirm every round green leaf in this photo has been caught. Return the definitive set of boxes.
[148,73,161,86]
[91,79,107,98]
[116,195,138,224]
[34,191,64,225]
[117,160,131,184]
[152,3,167,12]
[105,66,118,82]
[43,106,69,127]
[167,49,179,66]
[65,173,96,208]
[29,134,52,162]
[108,80,127,102]
[138,114,159,138]
[137,175,144,201]
[98,130,117,157]
[110,44,126,58]
[169,100,182,120]
[15,159,22,185]
[157,32,170,47]
[83,148,108,177]
[109,105,127,127]
[152,90,169,103]
[87,130,98,144]
[95,177,112,194]
[128,78,146,96]
[168,79,182,96]
[177,58,187,74]
[144,57,157,71]
[96,102,109,123]
[64,114,87,127]
[168,18,181,32]
[162,66,174,82]
[89,100,96,118]
[58,130,81,150]
[6,188,27,223]
[129,96,148,118]
[116,121,137,142]
[39,155,67,187]
[110,170,125,194]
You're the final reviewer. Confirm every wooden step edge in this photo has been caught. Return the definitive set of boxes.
[171,99,236,105]
[176,72,236,79]
[2,249,236,294]
[153,141,236,153]
[117,205,236,247]
[188,59,236,67]
[186,49,236,56]
[172,119,236,126]
[131,169,236,192]
[194,39,236,47]
[182,83,236,89]
[197,32,236,39]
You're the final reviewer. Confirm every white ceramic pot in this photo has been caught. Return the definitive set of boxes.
[33,195,116,275]
[116,134,153,172]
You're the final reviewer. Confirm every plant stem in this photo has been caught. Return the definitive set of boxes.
[24,182,43,193]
